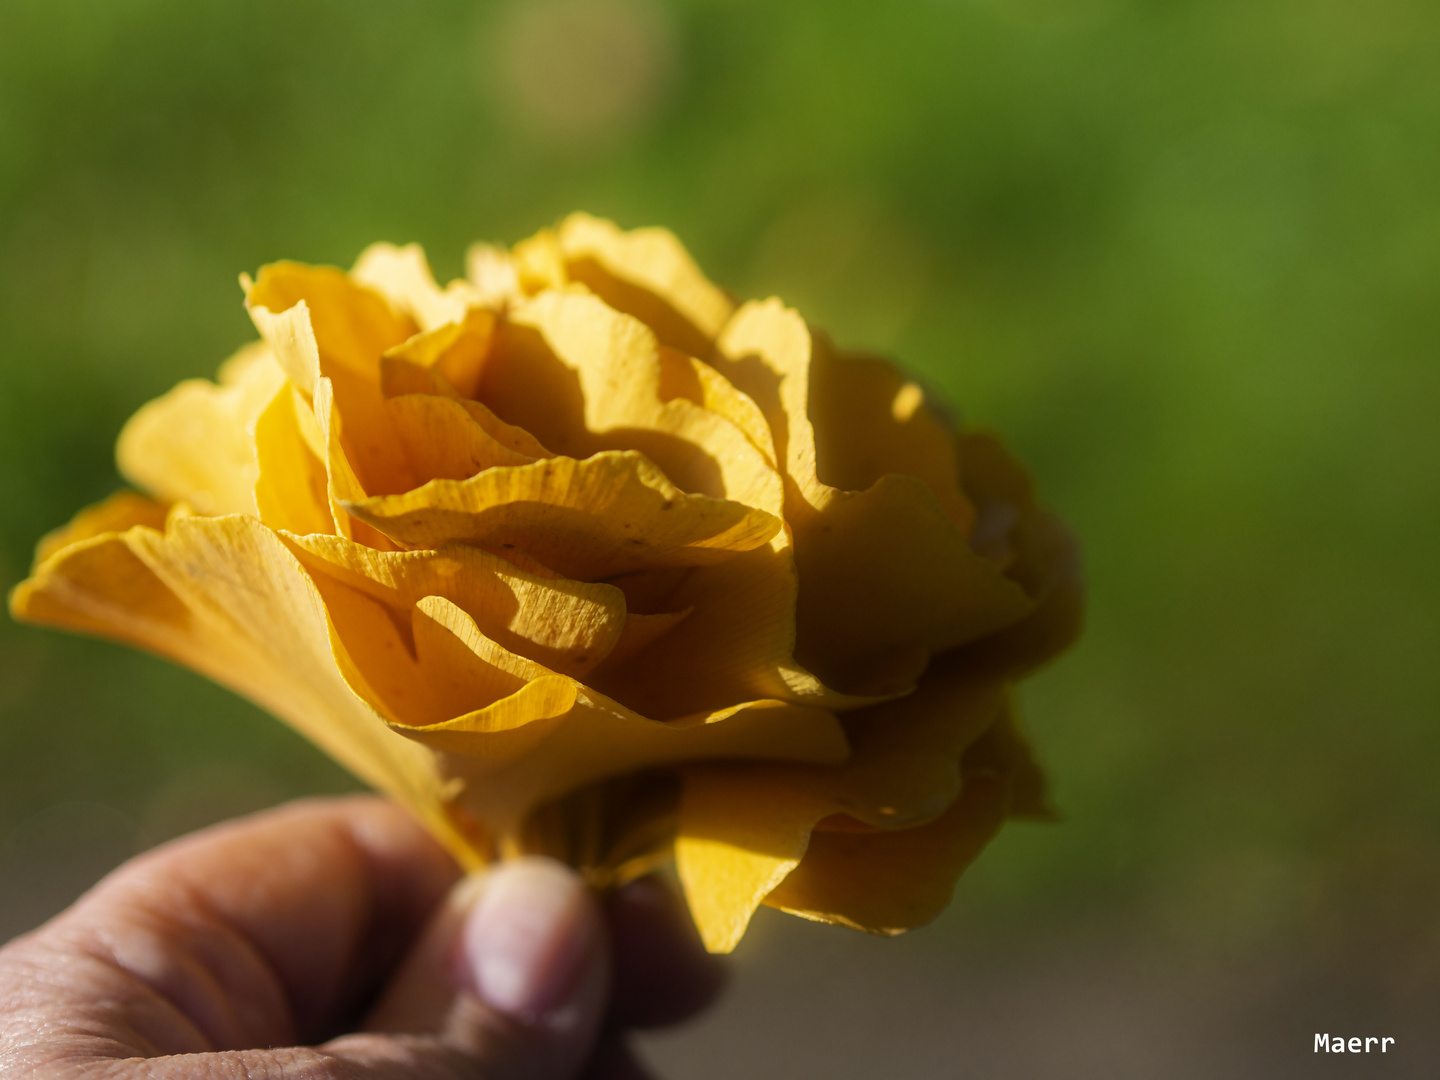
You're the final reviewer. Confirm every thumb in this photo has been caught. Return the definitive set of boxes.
[335,856,610,1080]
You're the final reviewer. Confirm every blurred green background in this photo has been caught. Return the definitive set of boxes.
[2,0,1438,1075]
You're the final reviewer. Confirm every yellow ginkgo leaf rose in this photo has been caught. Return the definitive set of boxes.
[9,213,1082,953]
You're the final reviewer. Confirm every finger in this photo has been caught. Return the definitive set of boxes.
[4,795,457,1052]
[115,794,459,1042]
[1,848,610,1079]
[605,876,727,1028]
[358,874,488,1037]
[361,857,610,1079]
[364,857,611,1036]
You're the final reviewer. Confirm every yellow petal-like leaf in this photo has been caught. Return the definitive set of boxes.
[311,376,387,544]
[390,597,578,761]
[500,289,783,514]
[383,307,497,401]
[659,351,777,467]
[589,536,880,719]
[675,769,821,953]
[344,451,781,580]
[442,690,851,838]
[960,699,1053,819]
[955,432,1085,677]
[246,298,321,395]
[715,300,1034,695]
[284,534,629,679]
[32,490,169,567]
[124,518,457,839]
[245,260,416,380]
[246,266,420,498]
[808,335,973,533]
[596,609,691,671]
[396,677,576,761]
[249,293,415,500]
[10,530,192,644]
[763,772,1010,934]
[408,603,849,835]
[351,242,480,332]
[10,515,474,868]
[379,352,551,462]
[673,670,1006,950]
[412,597,571,718]
[466,243,522,308]
[322,365,416,498]
[712,298,817,499]
[303,566,437,725]
[791,474,1035,693]
[765,695,1051,934]
[116,343,285,516]
[386,393,536,482]
[253,384,335,535]
[509,228,568,295]
[557,213,735,358]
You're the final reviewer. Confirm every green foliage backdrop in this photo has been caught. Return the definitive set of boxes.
[2,0,1438,990]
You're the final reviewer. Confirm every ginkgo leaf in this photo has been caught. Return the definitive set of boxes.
[555,212,735,358]
[116,343,285,516]
[11,513,478,868]
[714,300,1036,696]
[344,451,781,580]
[675,667,1008,951]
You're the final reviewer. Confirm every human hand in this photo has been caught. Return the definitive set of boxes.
[0,795,725,1078]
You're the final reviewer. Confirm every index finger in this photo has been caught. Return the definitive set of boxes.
[31,795,459,1049]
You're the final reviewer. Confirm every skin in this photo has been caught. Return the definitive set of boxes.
[0,796,726,1079]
